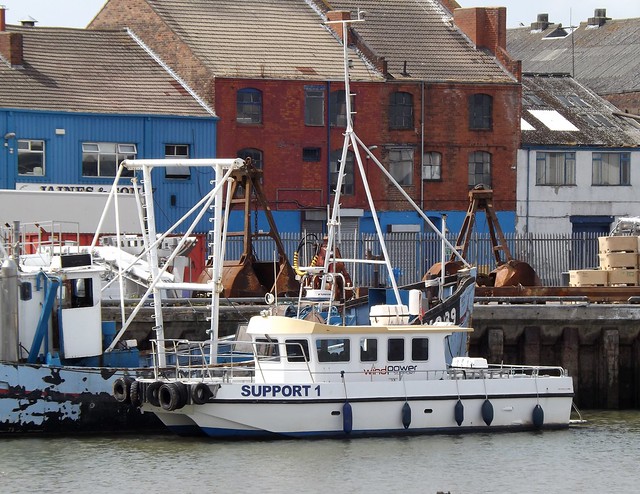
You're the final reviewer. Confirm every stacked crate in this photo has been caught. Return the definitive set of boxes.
[598,236,639,286]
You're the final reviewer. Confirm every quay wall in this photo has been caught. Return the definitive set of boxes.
[471,303,640,410]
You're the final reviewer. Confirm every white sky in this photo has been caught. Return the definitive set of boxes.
[0,0,639,28]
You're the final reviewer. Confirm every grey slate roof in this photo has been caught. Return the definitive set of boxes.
[326,0,516,82]
[521,73,640,147]
[145,0,383,81]
[507,18,640,96]
[0,26,213,116]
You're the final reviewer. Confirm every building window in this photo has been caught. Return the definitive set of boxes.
[329,90,348,127]
[236,88,262,124]
[389,92,414,130]
[82,142,136,177]
[536,152,576,185]
[18,139,45,176]
[389,147,414,186]
[469,93,493,130]
[164,144,190,179]
[237,148,263,170]
[422,151,441,181]
[305,85,325,126]
[302,147,321,162]
[468,151,491,187]
[330,149,355,196]
[592,152,630,186]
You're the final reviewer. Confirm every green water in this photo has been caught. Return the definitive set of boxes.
[0,410,637,493]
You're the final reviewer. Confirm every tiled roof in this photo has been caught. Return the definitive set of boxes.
[507,18,640,96]
[0,26,213,116]
[145,0,383,81]
[521,73,640,147]
[325,0,516,82]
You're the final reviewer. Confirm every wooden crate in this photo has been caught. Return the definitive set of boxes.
[569,269,608,287]
[598,236,639,253]
[606,269,638,286]
[599,252,638,270]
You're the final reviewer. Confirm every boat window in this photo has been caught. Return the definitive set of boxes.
[20,282,32,301]
[254,337,280,360]
[62,278,94,309]
[316,338,350,362]
[285,339,310,363]
[387,338,405,362]
[360,337,378,362]
[412,338,429,361]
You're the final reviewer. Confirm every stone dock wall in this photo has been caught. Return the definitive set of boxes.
[472,304,640,409]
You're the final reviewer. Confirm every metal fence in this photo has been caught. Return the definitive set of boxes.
[224,231,603,287]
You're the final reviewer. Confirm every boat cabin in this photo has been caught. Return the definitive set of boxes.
[246,314,472,384]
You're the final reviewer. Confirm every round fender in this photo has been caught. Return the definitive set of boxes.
[113,377,130,403]
[342,401,353,434]
[532,404,544,429]
[159,383,183,411]
[454,399,464,426]
[191,382,212,405]
[146,381,163,407]
[129,380,142,408]
[401,402,411,429]
[481,399,494,426]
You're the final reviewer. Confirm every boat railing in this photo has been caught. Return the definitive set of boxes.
[1,221,82,257]
[448,364,567,379]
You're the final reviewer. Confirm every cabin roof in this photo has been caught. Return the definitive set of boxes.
[247,315,473,336]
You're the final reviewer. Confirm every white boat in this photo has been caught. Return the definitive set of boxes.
[130,16,574,438]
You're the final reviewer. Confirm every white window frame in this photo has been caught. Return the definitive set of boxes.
[389,147,414,186]
[422,151,441,180]
[17,139,45,176]
[165,144,190,179]
[82,142,137,177]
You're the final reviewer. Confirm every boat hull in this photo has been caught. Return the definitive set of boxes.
[0,362,162,434]
[145,376,574,438]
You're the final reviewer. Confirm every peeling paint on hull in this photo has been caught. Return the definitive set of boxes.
[0,363,162,434]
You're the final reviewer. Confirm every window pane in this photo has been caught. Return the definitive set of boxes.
[360,337,378,362]
[316,338,350,362]
[237,88,262,124]
[412,338,429,361]
[388,338,404,362]
[389,92,413,130]
[17,139,45,176]
[165,144,190,178]
[469,94,493,130]
[82,142,136,177]
[592,152,630,186]
[285,339,309,362]
[389,148,413,185]
[468,151,491,187]
[536,152,575,185]
[305,87,325,126]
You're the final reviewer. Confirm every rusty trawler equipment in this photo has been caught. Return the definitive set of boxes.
[454,185,540,287]
[196,159,299,298]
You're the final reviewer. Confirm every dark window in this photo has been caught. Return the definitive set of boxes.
[305,85,325,126]
[63,278,94,309]
[389,147,414,185]
[411,338,429,361]
[469,94,493,130]
[236,88,262,124]
[388,338,405,362]
[330,149,355,195]
[389,92,414,129]
[237,148,263,170]
[82,142,135,177]
[17,139,45,176]
[255,337,280,359]
[285,339,309,362]
[316,338,350,362]
[468,151,491,187]
[303,147,321,162]
[165,144,190,179]
[329,90,348,127]
[360,338,378,362]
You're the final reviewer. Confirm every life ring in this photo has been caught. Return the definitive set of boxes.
[146,381,163,407]
[158,382,188,411]
[129,380,142,408]
[113,377,131,403]
[191,382,211,404]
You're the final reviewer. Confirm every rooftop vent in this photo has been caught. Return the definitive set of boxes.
[587,8,609,27]
[531,13,551,31]
[20,16,37,28]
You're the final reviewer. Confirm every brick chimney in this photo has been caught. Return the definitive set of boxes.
[0,7,24,66]
[453,7,521,81]
[326,10,353,46]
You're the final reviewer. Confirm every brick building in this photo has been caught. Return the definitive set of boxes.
[90,0,521,234]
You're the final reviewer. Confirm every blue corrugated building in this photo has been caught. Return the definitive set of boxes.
[0,20,217,234]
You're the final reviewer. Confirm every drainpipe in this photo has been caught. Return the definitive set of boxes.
[525,148,531,234]
[420,81,425,213]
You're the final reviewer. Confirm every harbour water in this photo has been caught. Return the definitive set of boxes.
[1,410,637,493]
